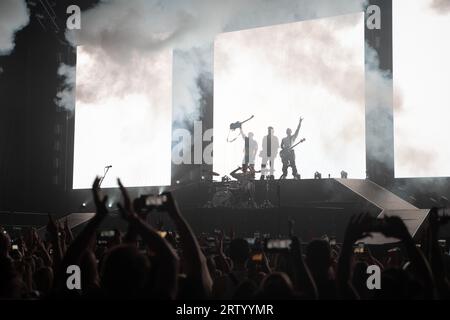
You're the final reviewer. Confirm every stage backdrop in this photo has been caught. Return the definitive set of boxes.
[72,46,172,189]
[213,12,366,179]
[393,0,450,178]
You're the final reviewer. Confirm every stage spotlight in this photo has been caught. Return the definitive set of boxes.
[314,172,322,179]
[176,180,180,185]
[81,202,87,208]
[341,171,348,179]
[108,202,114,208]
[158,187,167,195]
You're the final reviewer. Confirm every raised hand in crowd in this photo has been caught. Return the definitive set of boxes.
[289,236,318,299]
[423,207,449,298]
[337,213,372,299]
[379,215,436,299]
[160,190,213,298]
[52,177,110,295]
[117,178,179,299]
[46,214,63,269]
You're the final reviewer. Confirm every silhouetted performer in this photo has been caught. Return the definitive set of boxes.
[280,117,303,179]
[239,127,258,170]
[230,164,257,208]
[260,126,279,180]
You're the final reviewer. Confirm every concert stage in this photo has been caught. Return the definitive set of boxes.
[169,178,429,242]
[0,179,433,243]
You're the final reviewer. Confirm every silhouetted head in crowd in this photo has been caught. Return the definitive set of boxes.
[443,254,450,279]
[9,249,22,262]
[101,245,151,298]
[386,248,403,269]
[373,268,410,300]
[206,255,221,280]
[80,250,100,291]
[34,256,45,270]
[258,272,295,299]
[352,261,370,299]
[306,239,332,277]
[0,256,23,299]
[233,279,258,299]
[229,239,250,269]
[34,267,53,296]
[0,229,11,258]
[306,239,337,299]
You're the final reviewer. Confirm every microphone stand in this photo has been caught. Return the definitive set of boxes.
[99,166,111,188]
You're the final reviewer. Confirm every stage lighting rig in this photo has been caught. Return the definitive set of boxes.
[28,0,61,33]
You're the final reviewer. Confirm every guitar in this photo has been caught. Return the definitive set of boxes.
[230,115,254,130]
[279,138,306,159]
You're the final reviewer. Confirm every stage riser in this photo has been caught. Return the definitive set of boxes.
[173,179,376,209]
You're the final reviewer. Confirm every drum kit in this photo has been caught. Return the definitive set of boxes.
[202,170,261,209]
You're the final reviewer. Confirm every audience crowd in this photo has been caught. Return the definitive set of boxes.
[1,177,449,300]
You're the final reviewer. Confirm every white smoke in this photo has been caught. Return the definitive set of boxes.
[59,0,368,118]
[0,0,30,55]
[213,13,367,179]
[365,43,394,166]
[173,45,213,123]
[55,64,76,111]
[393,0,450,178]
[65,0,374,187]
[431,0,450,13]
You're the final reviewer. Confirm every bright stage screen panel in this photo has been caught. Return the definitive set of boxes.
[394,0,450,178]
[213,12,366,179]
[72,46,172,189]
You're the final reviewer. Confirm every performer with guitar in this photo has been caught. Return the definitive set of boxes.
[228,115,257,171]
[280,117,304,180]
[239,126,258,171]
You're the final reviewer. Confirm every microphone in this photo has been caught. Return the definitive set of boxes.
[105,165,112,168]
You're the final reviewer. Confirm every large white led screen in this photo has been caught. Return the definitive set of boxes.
[214,13,366,179]
[394,0,450,178]
[73,46,172,189]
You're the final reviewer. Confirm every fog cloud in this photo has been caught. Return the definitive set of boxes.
[0,0,29,55]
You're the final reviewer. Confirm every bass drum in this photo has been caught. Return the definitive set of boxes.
[212,190,234,208]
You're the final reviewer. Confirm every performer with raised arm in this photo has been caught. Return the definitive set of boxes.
[280,117,304,180]
[239,126,258,171]
[260,126,280,180]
